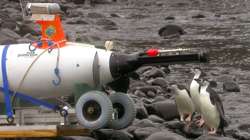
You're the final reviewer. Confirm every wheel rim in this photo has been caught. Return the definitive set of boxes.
[82,100,102,121]
[113,102,125,119]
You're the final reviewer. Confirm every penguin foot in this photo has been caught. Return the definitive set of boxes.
[185,115,192,121]
[209,129,217,135]
[196,118,205,126]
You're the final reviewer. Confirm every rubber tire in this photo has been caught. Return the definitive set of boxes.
[76,91,113,130]
[108,93,136,130]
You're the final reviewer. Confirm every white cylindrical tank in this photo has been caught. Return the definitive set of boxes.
[0,44,114,102]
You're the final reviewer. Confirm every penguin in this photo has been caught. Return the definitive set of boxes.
[169,81,194,121]
[194,78,226,136]
[190,67,206,126]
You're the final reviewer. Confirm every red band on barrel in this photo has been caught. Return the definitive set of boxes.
[147,49,158,56]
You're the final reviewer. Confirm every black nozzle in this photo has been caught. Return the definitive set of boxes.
[109,52,210,79]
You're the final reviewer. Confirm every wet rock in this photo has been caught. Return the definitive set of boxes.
[134,127,161,140]
[87,13,105,18]
[3,7,20,15]
[73,0,85,4]
[225,129,238,137]
[66,18,81,24]
[102,25,118,31]
[96,19,116,26]
[192,14,206,18]
[146,131,186,140]
[216,75,236,82]
[165,16,175,20]
[0,11,10,19]
[126,125,140,136]
[19,24,41,36]
[137,66,152,74]
[0,28,20,39]
[110,13,120,17]
[147,91,155,98]
[232,131,250,140]
[0,36,18,45]
[136,86,165,94]
[128,71,140,80]
[134,90,147,97]
[158,24,186,37]
[133,119,156,128]
[182,122,203,138]
[129,82,146,93]
[145,100,179,121]
[141,98,153,104]
[196,133,235,140]
[214,14,221,17]
[163,121,187,130]
[1,21,17,30]
[80,19,89,24]
[10,15,23,21]
[237,124,250,132]
[17,38,34,44]
[148,115,165,123]
[153,96,167,102]
[91,0,114,4]
[67,12,82,18]
[160,66,171,74]
[148,77,168,87]
[94,129,130,140]
[135,102,148,119]
[209,80,217,87]
[223,82,240,92]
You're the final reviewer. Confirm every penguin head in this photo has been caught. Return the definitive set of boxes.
[190,67,206,77]
[168,81,179,92]
[194,78,210,86]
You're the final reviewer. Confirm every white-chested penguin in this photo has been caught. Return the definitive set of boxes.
[194,78,226,136]
[169,81,194,121]
[190,67,206,126]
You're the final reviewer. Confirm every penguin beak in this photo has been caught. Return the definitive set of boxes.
[194,78,201,82]
[189,69,194,73]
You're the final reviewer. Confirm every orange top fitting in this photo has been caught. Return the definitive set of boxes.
[33,14,67,49]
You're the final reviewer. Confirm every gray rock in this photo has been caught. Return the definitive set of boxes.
[237,124,250,132]
[0,28,20,39]
[146,131,186,140]
[147,67,165,79]
[147,91,155,98]
[136,66,152,74]
[163,121,187,130]
[19,24,41,36]
[134,127,161,140]
[141,98,153,104]
[133,119,156,128]
[102,25,118,31]
[0,11,10,19]
[0,36,18,45]
[94,129,130,140]
[182,122,203,138]
[17,38,34,44]
[134,90,147,97]
[148,77,168,88]
[96,19,116,26]
[1,21,17,30]
[66,18,81,24]
[87,13,105,18]
[223,82,240,92]
[197,133,235,140]
[135,102,148,119]
[233,131,250,140]
[151,100,179,121]
[216,75,236,82]
[136,86,165,94]
[153,96,168,102]
[158,24,186,37]
[129,82,146,93]
[147,115,165,123]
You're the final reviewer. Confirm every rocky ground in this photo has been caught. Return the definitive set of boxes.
[1,0,250,139]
